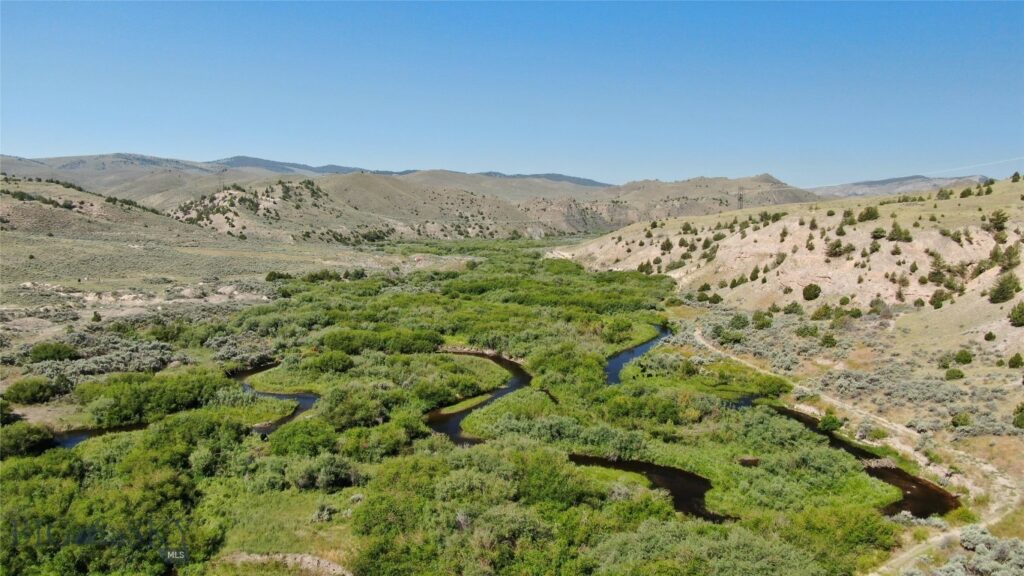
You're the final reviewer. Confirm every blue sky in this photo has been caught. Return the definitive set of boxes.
[2,2,1022,186]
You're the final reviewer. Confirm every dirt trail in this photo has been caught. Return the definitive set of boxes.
[691,327,1021,576]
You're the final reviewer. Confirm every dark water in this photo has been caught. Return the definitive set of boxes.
[604,325,672,384]
[773,406,960,517]
[54,423,147,448]
[568,454,728,522]
[53,363,313,449]
[428,329,726,521]
[229,364,320,436]
[728,394,762,409]
[425,353,533,446]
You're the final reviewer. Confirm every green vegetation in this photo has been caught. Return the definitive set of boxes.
[75,368,237,428]
[803,283,822,301]
[857,206,880,222]
[1011,300,1024,327]
[953,349,974,365]
[28,341,79,362]
[0,421,54,458]
[3,376,62,404]
[0,243,910,575]
[988,272,1021,303]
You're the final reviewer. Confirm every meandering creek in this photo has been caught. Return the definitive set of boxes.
[773,406,960,517]
[54,324,957,519]
[425,326,726,522]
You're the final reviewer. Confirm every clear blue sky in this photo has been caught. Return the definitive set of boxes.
[2,2,1022,186]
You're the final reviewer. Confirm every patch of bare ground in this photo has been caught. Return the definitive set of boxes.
[844,346,878,371]
[219,552,351,576]
[8,398,92,432]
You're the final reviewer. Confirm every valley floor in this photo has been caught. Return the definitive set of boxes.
[1,240,1022,575]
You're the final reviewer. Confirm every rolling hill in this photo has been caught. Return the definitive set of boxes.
[812,174,989,197]
[1,153,819,239]
[558,177,1024,349]
[0,175,439,302]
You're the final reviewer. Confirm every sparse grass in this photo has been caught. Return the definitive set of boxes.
[989,502,1024,539]
[435,392,493,414]
[200,479,361,560]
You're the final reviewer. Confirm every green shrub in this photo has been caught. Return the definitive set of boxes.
[1008,353,1023,369]
[930,289,950,309]
[1011,301,1024,327]
[984,332,996,341]
[783,302,803,315]
[988,273,1021,304]
[270,418,337,456]
[28,342,79,363]
[802,284,821,301]
[601,318,633,344]
[795,324,819,338]
[728,314,749,329]
[266,270,294,281]
[286,453,353,491]
[887,222,912,242]
[818,412,843,432]
[857,206,880,222]
[319,385,386,431]
[0,398,13,425]
[945,368,965,380]
[0,421,53,458]
[752,311,773,330]
[710,324,744,344]
[302,269,343,282]
[302,351,355,374]
[950,412,972,428]
[953,350,973,365]
[3,377,60,404]
[810,304,833,321]
[819,333,837,347]
[75,368,235,428]
[322,328,442,354]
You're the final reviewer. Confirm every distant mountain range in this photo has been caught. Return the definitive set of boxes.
[211,155,416,177]
[1,151,1001,244]
[210,155,610,186]
[811,174,989,197]
[0,152,816,239]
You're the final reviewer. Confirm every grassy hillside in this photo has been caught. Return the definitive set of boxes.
[0,153,278,210]
[563,177,1022,319]
[0,176,453,309]
[167,174,570,242]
